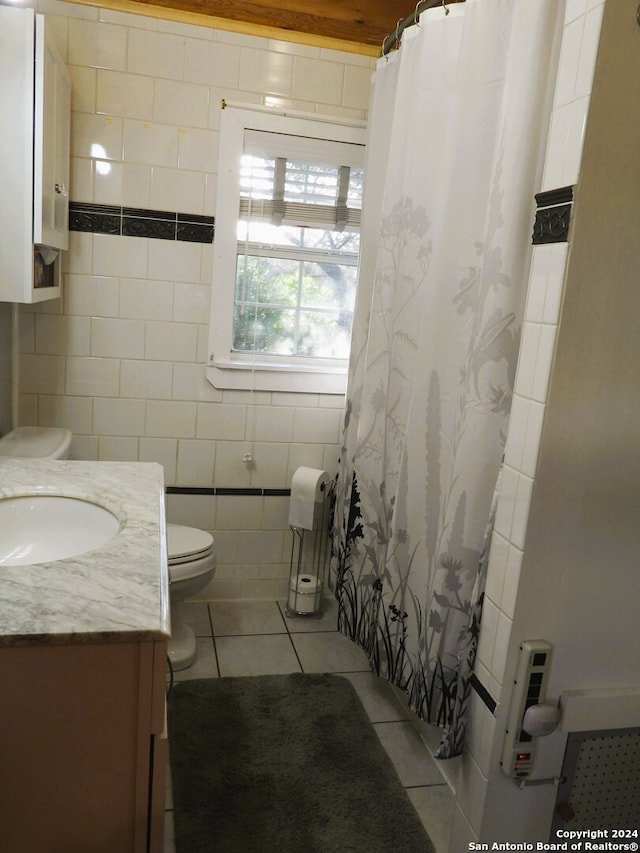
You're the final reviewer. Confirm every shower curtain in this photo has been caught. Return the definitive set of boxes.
[331,0,562,757]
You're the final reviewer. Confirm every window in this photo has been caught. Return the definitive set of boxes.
[207,106,367,393]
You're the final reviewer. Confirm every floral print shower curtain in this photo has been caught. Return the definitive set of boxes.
[330,0,562,757]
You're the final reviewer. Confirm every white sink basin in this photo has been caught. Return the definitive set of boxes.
[0,495,120,566]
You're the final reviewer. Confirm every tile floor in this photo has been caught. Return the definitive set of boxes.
[164,597,458,853]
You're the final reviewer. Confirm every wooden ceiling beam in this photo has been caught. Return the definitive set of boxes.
[68,0,412,51]
[129,0,399,46]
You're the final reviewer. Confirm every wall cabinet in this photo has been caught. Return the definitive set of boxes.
[0,7,71,303]
[0,638,167,852]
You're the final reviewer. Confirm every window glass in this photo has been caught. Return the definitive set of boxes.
[207,106,366,393]
[236,150,361,361]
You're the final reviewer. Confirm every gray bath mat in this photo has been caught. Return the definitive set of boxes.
[168,673,435,853]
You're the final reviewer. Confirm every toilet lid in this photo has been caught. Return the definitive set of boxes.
[166,523,214,563]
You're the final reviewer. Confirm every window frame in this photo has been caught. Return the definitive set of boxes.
[207,105,367,394]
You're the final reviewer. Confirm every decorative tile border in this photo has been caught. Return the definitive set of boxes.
[69,202,214,244]
[532,186,573,245]
[470,673,497,714]
[166,486,291,496]
[69,202,121,235]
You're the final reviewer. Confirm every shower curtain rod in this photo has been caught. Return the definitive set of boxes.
[381,0,466,56]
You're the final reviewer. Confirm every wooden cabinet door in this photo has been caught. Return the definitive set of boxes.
[0,641,162,853]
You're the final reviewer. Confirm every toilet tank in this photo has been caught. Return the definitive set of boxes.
[0,426,71,459]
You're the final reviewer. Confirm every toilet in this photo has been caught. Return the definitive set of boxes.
[0,428,213,670]
[166,523,216,670]
[0,426,72,459]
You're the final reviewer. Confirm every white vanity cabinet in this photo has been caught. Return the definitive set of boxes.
[0,7,71,303]
[0,638,167,853]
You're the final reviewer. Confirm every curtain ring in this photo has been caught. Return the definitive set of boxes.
[442,0,450,14]
[395,17,403,49]
[414,1,422,26]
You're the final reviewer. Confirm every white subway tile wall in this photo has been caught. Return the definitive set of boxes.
[541,1,604,192]
[451,1,605,843]
[21,0,375,600]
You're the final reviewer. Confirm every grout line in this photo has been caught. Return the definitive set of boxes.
[204,630,289,638]
[287,630,305,672]
[211,635,221,677]
[402,782,449,790]
[276,599,290,633]
[206,603,215,636]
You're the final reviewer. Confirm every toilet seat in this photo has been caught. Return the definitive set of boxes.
[167,523,214,564]
[166,524,216,583]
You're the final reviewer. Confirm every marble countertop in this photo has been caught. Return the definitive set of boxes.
[0,459,170,646]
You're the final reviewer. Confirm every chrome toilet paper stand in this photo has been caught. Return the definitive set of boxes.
[286,478,334,618]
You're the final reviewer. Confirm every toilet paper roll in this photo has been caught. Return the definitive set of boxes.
[288,574,322,614]
[288,467,329,530]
